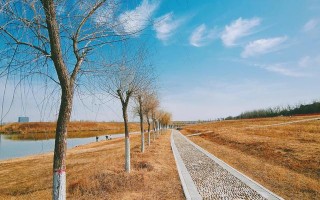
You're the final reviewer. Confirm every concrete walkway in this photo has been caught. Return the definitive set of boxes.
[171,130,283,200]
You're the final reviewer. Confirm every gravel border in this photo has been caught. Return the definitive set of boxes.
[171,130,202,200]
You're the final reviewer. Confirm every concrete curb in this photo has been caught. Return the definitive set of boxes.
[177,130,284,200]
[171,130,202,200]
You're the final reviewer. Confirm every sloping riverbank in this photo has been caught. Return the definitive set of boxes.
[0,130,184,199]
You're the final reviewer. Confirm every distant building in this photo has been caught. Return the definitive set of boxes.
[18,117,29,123]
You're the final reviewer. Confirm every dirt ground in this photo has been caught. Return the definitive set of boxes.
[0,130,184,200]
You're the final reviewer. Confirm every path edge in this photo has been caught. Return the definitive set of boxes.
[170,130,202,200]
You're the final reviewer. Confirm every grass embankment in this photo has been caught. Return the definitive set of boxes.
[0,130,183,199]
[0,122,141,140]
[181,115,320,199]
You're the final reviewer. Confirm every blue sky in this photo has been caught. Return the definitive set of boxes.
[149,0,320,120]
[1,0,320,122]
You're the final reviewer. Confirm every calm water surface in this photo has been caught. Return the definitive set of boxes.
[0,133,131,161]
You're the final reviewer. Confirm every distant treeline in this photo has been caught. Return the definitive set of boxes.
[225,101,320,120]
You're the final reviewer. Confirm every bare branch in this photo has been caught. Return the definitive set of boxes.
[0,27,50,56]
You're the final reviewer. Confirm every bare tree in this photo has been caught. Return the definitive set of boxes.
[142,92,159,146]
[156,109,165,134]
[100,45,153,172]
[159,111,172,129]
[0,1,151,199]
[136,93,146,152]
[154,110,172,133]
[134,89,158,151]
[151,108,158,140]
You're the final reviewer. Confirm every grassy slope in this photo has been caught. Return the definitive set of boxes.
[181,115,320,199]
[0,122,141,140]
[0,130,183,200]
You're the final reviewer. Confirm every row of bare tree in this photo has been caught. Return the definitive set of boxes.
[0,1,172,199]
[98,49,172,173]
[133,91,173,171]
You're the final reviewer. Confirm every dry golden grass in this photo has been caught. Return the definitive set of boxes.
[182,115,320,199]
[0,130,183,200]
[0,122,141,140]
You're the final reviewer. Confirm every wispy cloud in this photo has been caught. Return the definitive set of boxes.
[303,19,319,32]
[254,63,309,77]
[189,24,218,47]
[153,12,182,42]
[241,36,287,58]
[117,0,159,35]
[298,55,320,68]
[221,17,261,47]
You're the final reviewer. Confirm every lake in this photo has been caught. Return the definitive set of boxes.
[0,132,138,161]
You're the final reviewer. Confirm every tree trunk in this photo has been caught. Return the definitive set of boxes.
[146,115,151,146]
[40,1,74,199]
[122,104,130,172]
[53,89,73,200]
[152,119,156,140]
[138,96,144,153]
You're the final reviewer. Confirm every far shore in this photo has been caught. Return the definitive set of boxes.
[0,121,142,140]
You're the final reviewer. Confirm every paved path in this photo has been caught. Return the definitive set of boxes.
[171,130,283,200]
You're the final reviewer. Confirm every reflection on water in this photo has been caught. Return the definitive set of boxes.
[0,131,140,161]
[0,134,98,160]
